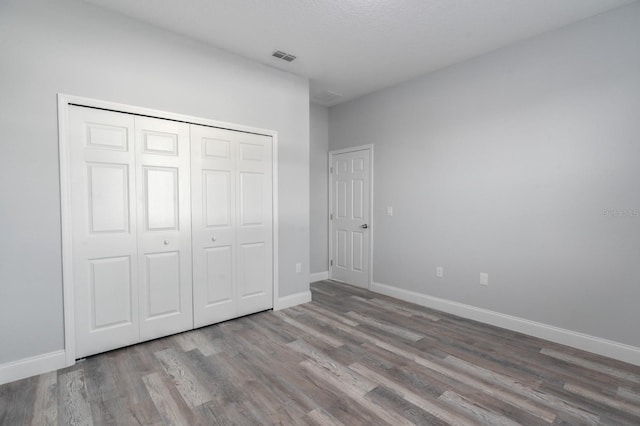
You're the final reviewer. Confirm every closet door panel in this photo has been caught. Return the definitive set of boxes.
[69,106,140,358]
[191,126,237,327]
[135,116,193,340]
[236,133,273,316]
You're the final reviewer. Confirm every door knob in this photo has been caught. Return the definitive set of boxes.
[212,237,217,242]
[163,240,170,245]
[361,224,368,229]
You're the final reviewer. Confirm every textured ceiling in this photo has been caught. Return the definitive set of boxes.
[83,0,635,106]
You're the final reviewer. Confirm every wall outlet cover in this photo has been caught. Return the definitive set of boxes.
[480,273,489,286]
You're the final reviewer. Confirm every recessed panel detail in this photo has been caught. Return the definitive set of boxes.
[336,231,347,268]
[90,256,132,329]
[240,243,265,297]
[203,138,230,159]
[352,158,364,173]
[240,172,263,226]
[143,131,178,155]
[352,232,364,272]
[336,180,347,219]
[240,143,264,162]
[88,164,129,233]
[145,252,180,318]
[205,246,233,305]
[144,167,178,231]
[204,170,230,228]
[87,124,127,150]
[352,179,364,220]
[336,160,348,174]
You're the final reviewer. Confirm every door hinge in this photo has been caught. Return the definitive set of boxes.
[330,259,333,267]
[330,213,333,220]
[330,167,333,173]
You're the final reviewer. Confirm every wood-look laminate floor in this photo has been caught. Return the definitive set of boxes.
[2,281,640,425]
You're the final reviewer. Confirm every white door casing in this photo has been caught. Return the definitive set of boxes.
[329,146,373,288]
[135,116,193,340]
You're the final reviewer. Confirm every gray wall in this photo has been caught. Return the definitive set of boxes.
[0,0,309,364]
[310,104,329,275]
[329,3,640,347]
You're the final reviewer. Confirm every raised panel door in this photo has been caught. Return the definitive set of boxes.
[191,125,237,326]
[135,116,193,340]
[236,133,273,316]
[69,106,140,358]
[331,149,371,288]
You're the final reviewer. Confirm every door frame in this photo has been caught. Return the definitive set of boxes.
[58,94,279,366]
[328,144,374,289]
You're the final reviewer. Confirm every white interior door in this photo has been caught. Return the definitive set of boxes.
[135,117,193,340]
[191,125,237,327]
[69,106,140,358]
[330,148,371,288]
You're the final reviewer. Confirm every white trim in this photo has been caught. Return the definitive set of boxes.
[0,350,66,385]
[271,132,280,317]
[57,95,76,367]
[371,281,640,367]
[58,94,280,365]
[310,271,329,282]
[274,291,312,310]
[328,144,374,289]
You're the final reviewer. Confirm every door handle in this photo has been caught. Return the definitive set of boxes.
[360,224,368,229]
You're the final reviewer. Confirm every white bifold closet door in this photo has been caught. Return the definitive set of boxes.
[191,125,273,327]
[135,117,193,341]
[70,106,193,358]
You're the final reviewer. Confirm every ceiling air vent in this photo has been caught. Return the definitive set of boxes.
[272,50,297,62]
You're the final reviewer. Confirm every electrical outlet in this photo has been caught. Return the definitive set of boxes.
[480,273,489,286]
[295,262,302,273]
[436,267,443,278]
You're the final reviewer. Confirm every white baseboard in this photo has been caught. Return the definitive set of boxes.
[310,271,329,283]
[0,350,67,385]
[371,281,640,367]
[275,290,312,310]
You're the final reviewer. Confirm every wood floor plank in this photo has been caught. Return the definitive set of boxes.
[142,372,192,426]
[273,311,344,348]
[438,390,521,426]
[542,347,640,385]
[154,348,212,408]
[345,311,424,342]
[349,362,476,425]
[303,408,346,426]
[0,376,37,426]
[300,360,413,426]
[564,382,640,418]
[618,386,640,403]
[58,369,94,426]
[443,354,600,424]
[28,371,57,426]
